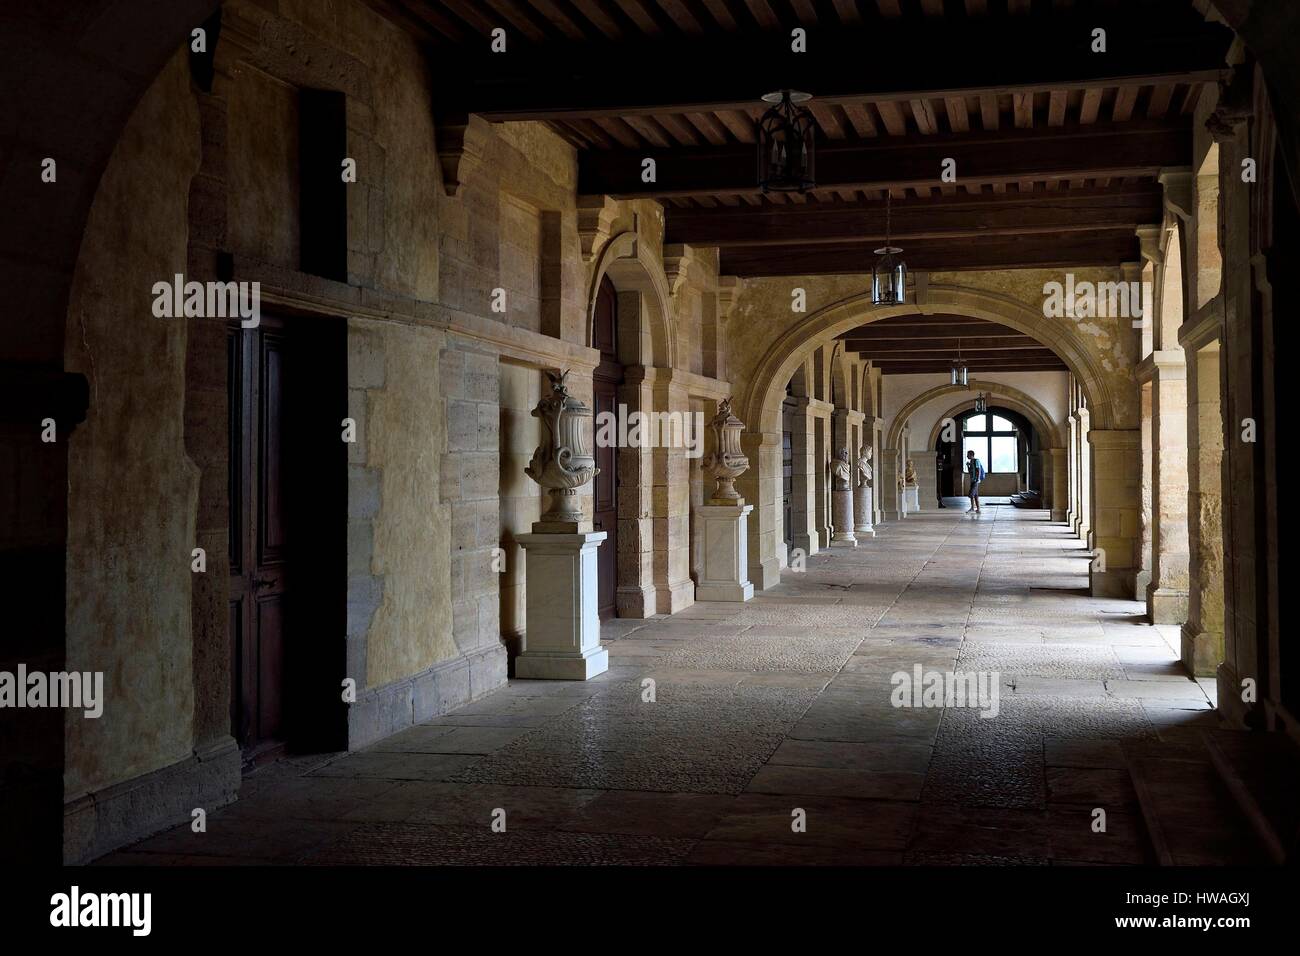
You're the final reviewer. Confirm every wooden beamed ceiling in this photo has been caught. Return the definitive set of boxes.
[368,0,1233,276]
[839,315,1069,374]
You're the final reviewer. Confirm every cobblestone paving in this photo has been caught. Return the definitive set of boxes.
[102,508,1221,866]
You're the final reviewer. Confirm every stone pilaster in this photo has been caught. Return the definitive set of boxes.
[863,415,885,525]
[1048,447,1068,522]
[815,412,833,549]
[1087,429,1141,598]
[881,447,903,520]
[786,397,817,557]
[910,450,938,511]
[1181,340,1225,675]
[737,429,783,591]
[1144,351,1190,623]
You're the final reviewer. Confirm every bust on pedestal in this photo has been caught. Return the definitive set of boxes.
[831,448,858,546]
[694,398,755,602]
[900,458,920,515]
[515,370,608,680]
[854,444,875,537]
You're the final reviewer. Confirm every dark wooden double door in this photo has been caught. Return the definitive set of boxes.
[228,315,346,764]
[593,277,621,619]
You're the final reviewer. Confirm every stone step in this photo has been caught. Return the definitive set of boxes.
[1123,741,1271,866]
[1201,728,1300,864]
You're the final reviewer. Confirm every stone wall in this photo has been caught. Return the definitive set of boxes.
[62,50,203,807]
[56,0,733,858]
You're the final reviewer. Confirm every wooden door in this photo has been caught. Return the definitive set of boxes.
[592,277,621,619]
[229,319,289,762]
[782,415,794,547]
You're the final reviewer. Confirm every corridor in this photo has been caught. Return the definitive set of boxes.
[98,509,1233,866]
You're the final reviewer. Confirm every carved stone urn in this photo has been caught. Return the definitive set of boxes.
[701,397,750,504]
[525,370,599,531]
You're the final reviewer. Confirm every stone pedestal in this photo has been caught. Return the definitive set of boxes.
[693,504,754,602]
[832,487,857,545]
[854,486,875,537]
[902,484,919,514]
[515,531,609,680]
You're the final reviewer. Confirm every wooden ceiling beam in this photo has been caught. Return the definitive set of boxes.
[839,337,1049,353]
[664,183,1162,246]
[580,120,1189,198]
[842,324,1024,339]
[861,360,1069,373]
[718,229,1140,275]
[428,8,1231,120]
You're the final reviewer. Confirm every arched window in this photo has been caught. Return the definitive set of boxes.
[962,411,1020,474]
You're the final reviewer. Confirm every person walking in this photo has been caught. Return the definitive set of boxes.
[966,449,985,515]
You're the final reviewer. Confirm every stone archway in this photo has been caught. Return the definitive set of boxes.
[741,284,1117,435]
[587,230,676,370]
[887,379,1065,451]
[922,392,1067,517]
[731,280,1122,587]
[1,1,218,866]
[881,380,1063,517]
[584,232,692,616]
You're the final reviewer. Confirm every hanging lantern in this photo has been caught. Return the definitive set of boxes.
[872,191,907,305]
[950,337,968,387]
[974,392,988,414]
[757,90,816,193]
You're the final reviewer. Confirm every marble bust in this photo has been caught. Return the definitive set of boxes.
[831,448,853,491]
[904,459,917,486]
[856,445,873,488]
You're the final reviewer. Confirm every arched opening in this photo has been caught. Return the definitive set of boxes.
[936,406,1040,505]
[585,237,691,617]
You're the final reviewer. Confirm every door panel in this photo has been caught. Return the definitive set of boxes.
[256,595,286,742]
[593,275,621,619]
[259,333,287,564]
[593,381,619,618]
[229,319,289,760]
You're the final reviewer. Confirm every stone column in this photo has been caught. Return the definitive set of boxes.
[882,447,903,519]
[1066,415,1078,530]
[1079,409,1094,548]
[1088,429,1141,598]
[1048,447,1068,521]
[615,369,657,617]
[1181,338,1225,676]
[651,377,695,614]
[854,443,875,537]
[695,398,755,601]
[1137,382,1154,600]
[1146,351,1190,623]
[737,428,782,591]
[863,415,885,526]
[830,447,857,546]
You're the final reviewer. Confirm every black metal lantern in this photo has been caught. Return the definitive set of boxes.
[974,392,988,414]
[872,191,907,305]
[950,337,968,387]
[757,90,815,193]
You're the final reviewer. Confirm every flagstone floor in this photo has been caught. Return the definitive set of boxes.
[98,507,1228,866]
